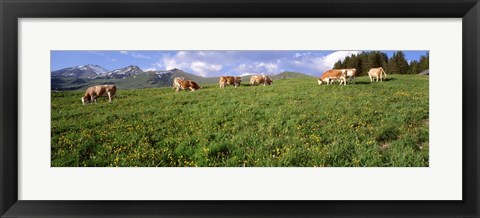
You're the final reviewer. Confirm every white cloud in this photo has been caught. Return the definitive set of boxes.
[120,51,128,54]
[234,62,279,76]
[190,61,222,77]
[158,51,226,76]
[319,51,361,70]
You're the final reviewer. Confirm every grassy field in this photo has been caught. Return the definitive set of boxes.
[51,74,429,167]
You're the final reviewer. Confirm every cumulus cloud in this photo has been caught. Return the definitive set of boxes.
[319,51,361,70]
[158,51,226,76]
[234,62,279,75]
[190,61,222,77]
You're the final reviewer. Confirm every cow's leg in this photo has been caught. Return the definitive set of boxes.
[108,92,112,102]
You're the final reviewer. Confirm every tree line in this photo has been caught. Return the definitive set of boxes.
[333,51,429,76]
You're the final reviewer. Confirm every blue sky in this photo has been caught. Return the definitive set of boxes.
[51,50,428,77]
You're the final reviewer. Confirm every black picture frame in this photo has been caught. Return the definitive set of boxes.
[1,0,479,217]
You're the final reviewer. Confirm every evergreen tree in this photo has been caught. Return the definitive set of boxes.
[408,60,420,74]
[333,60,343,69]
[418,52,429,73]
[387,51,409,74]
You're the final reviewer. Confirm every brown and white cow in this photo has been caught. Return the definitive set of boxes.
[173,77,201,92]
[318,69,347,85]
[172,77,186,91]
[81,84,117,105]
[367,67,387,82]
[250,75,273,86]
[344,68,358,83]
[219,76,242,88]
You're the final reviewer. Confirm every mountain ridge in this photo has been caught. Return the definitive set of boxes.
[51,64,314,90]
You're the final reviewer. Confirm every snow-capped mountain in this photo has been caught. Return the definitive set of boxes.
[106,65,145,79]
[51,64,109,78]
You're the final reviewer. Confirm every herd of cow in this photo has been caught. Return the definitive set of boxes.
[80,67,387,105]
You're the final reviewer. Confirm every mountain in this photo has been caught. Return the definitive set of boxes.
[104,65,145,79]
[51,64,109,78]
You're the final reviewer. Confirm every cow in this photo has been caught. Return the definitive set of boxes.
[344,68,358,83]
[173,77,201,92]
[317,69,347,85]
[173,77,186,91]
[250,75,273,86]
[219,76,242,88]
[81,84,116,105]
[367,67,387,82]
[333,68,358,84]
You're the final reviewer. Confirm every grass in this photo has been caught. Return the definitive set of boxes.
[51,74,429,167]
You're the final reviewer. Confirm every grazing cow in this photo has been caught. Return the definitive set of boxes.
[173,77,186,91]
[81,84,116,105]
[250,75,273,86]
[219,76,242,88]
[367,67,387,82]
[345,68,358,83]
[318,70,347,85]
[173,77,201,92]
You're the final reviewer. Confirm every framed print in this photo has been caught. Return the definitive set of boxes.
[1,0,479,217]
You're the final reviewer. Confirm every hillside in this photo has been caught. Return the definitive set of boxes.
[51,75,429,167]
[270,71,316,80]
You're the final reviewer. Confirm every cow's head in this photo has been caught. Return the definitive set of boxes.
[81,96,89,105]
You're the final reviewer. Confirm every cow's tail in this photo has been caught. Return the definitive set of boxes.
[382,68,387,79]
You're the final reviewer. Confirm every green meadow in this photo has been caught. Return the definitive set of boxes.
[51,74,429,167]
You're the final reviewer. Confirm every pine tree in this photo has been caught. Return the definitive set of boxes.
[418,52,429,73]
[387,51,409,74]
[333,60,343,69]
[408,60,420,74]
